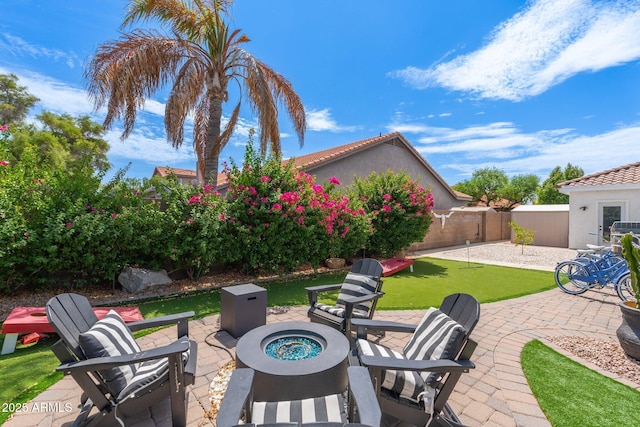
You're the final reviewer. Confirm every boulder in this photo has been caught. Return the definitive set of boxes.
[118,267,172,294]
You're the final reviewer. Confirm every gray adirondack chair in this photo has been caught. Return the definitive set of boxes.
[46,293,197,427]
[351,293,480,427]
[216,366,381,427]
[307,258,384,335]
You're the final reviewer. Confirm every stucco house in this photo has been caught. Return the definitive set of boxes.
[152,166,198,185]
[557,161,640,249]
[153,132,471,210]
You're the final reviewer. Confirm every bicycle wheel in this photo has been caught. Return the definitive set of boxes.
[554,261,591,294]
[616,273,635,301]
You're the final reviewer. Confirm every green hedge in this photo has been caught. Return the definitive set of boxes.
[0,140,434,294]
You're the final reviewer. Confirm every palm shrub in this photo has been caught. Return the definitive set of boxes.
[350,170,434,257]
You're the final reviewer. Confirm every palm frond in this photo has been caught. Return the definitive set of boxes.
[165,58,207,147]
[123,0,232,42]
[192,95,210,180]
[85,30,199,137]
[89,0,306,184]
[256,59,306,145]
[215,101,241,155]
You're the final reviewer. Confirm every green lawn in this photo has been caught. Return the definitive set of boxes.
[138,257,556,317]
[0,256,556,424]
[522,340,640,427]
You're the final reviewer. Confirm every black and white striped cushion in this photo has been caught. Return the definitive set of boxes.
[312,303,370,319]
[357,308,465,402]
[314,273,378,319]
[404,308,465,385]
[357,340,425,401]
[117,358,169,401]
[117,347,191,402]
[78,310,141,396]
[251,394,346,425]
[404,308,464,360]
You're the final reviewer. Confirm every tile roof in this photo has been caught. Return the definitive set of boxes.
[284,132,402,170]
[153,166,197,178]
[557,162,640,188]
[153,132,470,201]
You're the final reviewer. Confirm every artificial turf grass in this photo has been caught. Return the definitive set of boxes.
[521,339,640,427]
[376,257,555,309]
[0,335,64,425]
[0,256,555,422]
[137,257,556,318]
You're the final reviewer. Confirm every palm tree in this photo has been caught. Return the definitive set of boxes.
[85,0,305,184]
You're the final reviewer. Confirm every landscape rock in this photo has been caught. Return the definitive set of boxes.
[118,267,172,294]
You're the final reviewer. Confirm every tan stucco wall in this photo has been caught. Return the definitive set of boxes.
[305,141,462,210]
[510,211,569,247]
[409,210,512,251]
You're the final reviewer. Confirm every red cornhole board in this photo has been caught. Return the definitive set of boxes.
[1,306,143,354]
[381,257,415,277]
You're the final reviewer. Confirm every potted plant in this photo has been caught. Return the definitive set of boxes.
[616,233,640,360]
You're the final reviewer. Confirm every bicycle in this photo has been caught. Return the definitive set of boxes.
[616,272,635,301]
[609,232,640,302]
[575,244,624,270]
[554,248,630,301]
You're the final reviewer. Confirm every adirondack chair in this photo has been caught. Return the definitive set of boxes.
[307,258,384,335]
[351,293,480,427]
[45,293,197,427]
[216,366,381,427]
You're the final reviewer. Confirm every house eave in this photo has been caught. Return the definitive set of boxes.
[558,183,640,194]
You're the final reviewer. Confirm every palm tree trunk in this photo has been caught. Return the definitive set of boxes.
[203,96,224,185]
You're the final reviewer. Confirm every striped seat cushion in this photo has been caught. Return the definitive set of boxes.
[78,310,141,397]
[117,346,191,402]
[404,308,465,386]
[117,358,170,401]
[357,339,426,402]
[314,272,379,319]
[312,303,370,319]
[357,308,465,402]
[251,394,346,425]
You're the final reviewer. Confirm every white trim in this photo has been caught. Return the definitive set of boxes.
[559,183,640,194]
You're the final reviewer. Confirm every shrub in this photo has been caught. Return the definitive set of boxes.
[0,126,438,293]
[156,176,228,279]
[350,170,434,257]
[509,221,535,254]
[223,139,369,273]
[0,141,169,292]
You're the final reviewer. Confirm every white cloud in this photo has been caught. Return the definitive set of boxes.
[0,33,80,69]
[306,108,360,132]
[0,67,93,115]
[105,128,195,164]
[141,99,166,117]
[388,123,438,134]
[390,0,640,101]
[389,112,640,181]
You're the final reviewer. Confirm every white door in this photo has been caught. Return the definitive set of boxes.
[599,203,624,243]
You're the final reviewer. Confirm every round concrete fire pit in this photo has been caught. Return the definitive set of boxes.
[235,321,350,401]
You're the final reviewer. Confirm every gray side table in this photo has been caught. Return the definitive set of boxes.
[220,283,267,338]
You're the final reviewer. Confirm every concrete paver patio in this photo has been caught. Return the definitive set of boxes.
[4,246,639,426]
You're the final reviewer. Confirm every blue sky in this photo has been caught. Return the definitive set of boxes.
[1,0,640,186]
